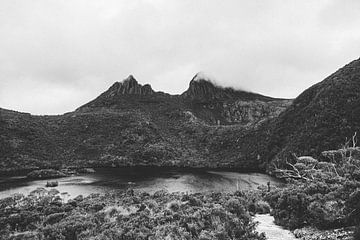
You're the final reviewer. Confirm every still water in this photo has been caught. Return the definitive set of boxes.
[0,168,283,199]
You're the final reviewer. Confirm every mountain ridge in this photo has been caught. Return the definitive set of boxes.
[76,74,291,126]
[84,73,285,105]
[0,74,291,172]
[1,58,359,173]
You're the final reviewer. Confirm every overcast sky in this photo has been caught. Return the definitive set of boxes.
[1,0,360,115]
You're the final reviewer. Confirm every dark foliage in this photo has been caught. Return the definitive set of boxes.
[265,145,360,233]
[0,189,267,240]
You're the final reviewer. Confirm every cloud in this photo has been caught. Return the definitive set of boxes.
[0,0,360,114]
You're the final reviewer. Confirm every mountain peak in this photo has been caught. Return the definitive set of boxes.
[192,72,215,83]
[106,75,154,96]
[182,73,276,102]
[122,74,136,83]
[182,73,238,101]
[182,79,214,100]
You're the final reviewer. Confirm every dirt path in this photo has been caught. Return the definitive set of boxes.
[254,214,297,240]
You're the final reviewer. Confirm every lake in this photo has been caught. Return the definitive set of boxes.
[0,167,283,199]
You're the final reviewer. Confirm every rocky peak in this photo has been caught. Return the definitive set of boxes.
[106,75,154,97]
[182,73,224,101]
[182,73,277,102]
[182,73,251,102]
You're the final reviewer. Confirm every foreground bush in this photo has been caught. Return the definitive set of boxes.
[0,189,266,240]
[265,180,360,230]
[267,138,360,233]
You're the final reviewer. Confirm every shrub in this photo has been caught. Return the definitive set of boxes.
[255,200,271,214]
[167,201,180,212]
[354,225,360,240]
[44,212,66,225]
[225,198,246,216]
[0,190,267,240]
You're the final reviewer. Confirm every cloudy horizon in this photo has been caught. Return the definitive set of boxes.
[1,0,360,115]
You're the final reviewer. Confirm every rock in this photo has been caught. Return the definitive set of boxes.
[48,189,60,195]
[182,73,279,103]
[73,195,84,202]
[29,188,48,197]
[105,75,154,96]
[45,181,58,187]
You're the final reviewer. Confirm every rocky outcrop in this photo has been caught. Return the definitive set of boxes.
[182,77,227,101]
[221,100,292,126]
[46,181,59,187]
[182,73,275,102]
[105,75,155,97]
[179,74,291,125]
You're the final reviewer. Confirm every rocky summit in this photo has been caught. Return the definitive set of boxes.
[182,73,274,102]
[105,75,155,96]
[1,58,360,173]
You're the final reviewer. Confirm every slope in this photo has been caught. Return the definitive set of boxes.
[263,58,360,166]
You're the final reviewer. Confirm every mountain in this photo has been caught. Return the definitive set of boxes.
[0,74,290,172]
[182,73,274,102]
[3,56,360,174]
[181,74,291,126]
[103,75,155,96]
[261,58,360,168]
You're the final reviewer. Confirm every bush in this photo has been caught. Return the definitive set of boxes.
[225,198,246,216]
[0,190,266,240]
[44,212,66,225]
[255,200,271,214]
[354,225,360,240]
[167,201,180,212]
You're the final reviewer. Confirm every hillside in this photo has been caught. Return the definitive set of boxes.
[0,75,290,172]
[262,58,360,168]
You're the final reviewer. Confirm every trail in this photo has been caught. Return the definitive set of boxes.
[254,214,297,240]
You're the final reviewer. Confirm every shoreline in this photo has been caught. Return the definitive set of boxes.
[0,165,266,177]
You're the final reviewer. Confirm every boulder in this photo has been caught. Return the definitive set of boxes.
[46,181,58,187]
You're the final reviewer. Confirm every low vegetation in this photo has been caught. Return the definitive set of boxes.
[1,135,360,239]
[265,134,360,239]
[0,189,270,240]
